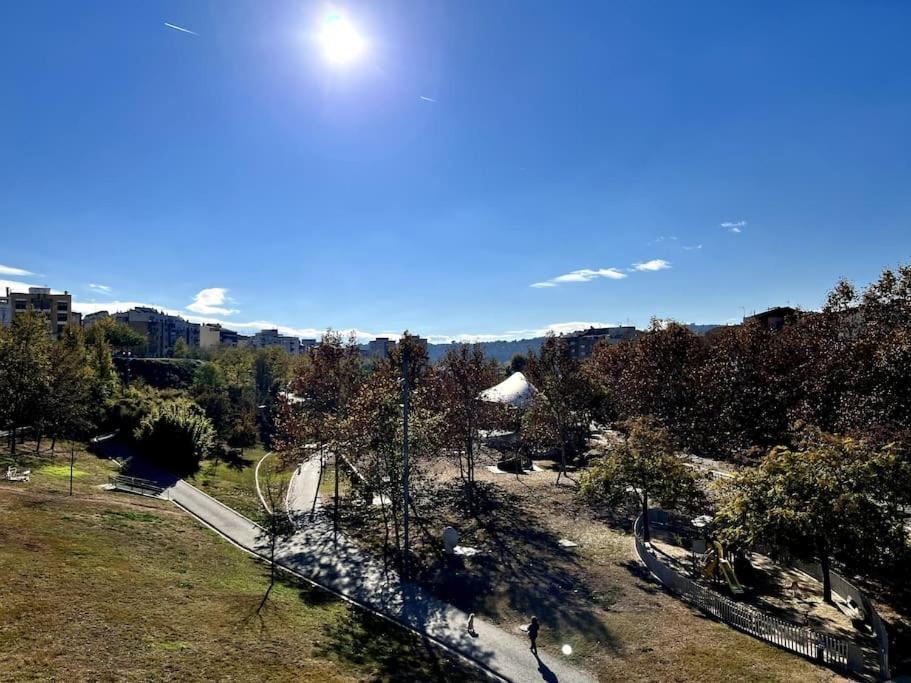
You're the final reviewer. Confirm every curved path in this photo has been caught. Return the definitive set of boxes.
[281,455,596,683]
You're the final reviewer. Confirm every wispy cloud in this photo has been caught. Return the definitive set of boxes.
[164,22,198,36]
[0,264,34,277]
[721,220,746,234]
[530,281,557,288]
[419,95,437,103]
[552,268,627,283]
[682,244,703,250]
[186,288,238,316]
[88,283,111,293]
[632,259,671,272]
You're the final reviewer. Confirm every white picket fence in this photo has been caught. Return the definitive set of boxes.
[634,513,871,676]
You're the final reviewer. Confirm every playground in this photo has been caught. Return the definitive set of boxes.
[648,525,868,644]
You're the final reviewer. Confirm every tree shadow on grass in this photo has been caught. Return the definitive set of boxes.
[315,606,479,682]
[415,479,619,654]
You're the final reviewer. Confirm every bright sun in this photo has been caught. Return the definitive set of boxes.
[319,11,366,65]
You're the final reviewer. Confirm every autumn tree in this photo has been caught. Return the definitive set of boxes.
[524,335,594,484]
[580,416,704,541]
[343,361,442,571]
[437,344,501,511]
[715,430,911,603]
[274,331,362,535]
[256,471,294,612]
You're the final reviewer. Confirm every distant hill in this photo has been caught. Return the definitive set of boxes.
[425,324,721,364]
[426,338,546,364]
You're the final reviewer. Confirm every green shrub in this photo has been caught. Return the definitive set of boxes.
[134,399,215,475]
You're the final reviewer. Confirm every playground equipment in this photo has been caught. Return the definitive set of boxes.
[703,541,745,595]
[4,466,31,482]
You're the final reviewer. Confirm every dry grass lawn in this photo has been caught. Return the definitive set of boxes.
[331,449,849,682]
[0,444,475,682]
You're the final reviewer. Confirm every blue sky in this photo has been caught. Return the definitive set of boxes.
[2,1,910,342]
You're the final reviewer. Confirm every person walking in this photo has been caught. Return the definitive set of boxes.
[528,616,540,655]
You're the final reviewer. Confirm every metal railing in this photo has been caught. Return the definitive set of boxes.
[109,474,165,497]
[634,513,870,676]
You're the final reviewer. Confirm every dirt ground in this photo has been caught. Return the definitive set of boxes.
[327,447,849,682]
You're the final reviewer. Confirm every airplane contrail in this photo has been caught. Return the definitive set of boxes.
[164,22,198,36]
[419,95,437,103]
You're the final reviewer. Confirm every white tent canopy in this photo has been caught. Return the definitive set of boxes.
[477,372,539,408]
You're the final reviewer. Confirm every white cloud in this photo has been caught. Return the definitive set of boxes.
[551,268,627,284]
[529,282,556,288]
[721,220,746,233]
[682,244,703,250]
[0,278,64,294]
[186,288,239,316]
[0,265,33,277]
[88,283,111,293]
[632,259,671,272]
[419,95,437,103]
[164,22,198,36]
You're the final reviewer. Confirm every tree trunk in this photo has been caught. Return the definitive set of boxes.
[641,492,650,542]
[820,550,833,604]
[51,435,57,453]
[10,427,15,456]
[334,452,340,540]
[466,414,475,513]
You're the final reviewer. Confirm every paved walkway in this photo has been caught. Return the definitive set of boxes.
[164,456,595,683]
[280,455,595,683]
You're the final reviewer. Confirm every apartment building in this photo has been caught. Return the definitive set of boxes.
[4,287,74,339]
[199,323,223,350]
[249,328,301,355]
[566,326,640,360]
[113,307,200,357]
[0,293,10,328]
[367,336,396,359]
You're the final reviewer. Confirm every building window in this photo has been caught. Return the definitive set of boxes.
[14,300,26,310]
[57,313,68,322]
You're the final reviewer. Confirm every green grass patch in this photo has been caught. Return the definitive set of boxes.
[39,464,89,479]
[102,509,160,524]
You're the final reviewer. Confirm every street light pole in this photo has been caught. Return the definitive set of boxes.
[401,344,410,577]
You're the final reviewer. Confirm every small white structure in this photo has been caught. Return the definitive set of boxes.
[477,372,538,409]
[5,466,30,482]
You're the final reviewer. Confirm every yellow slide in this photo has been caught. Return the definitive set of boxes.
[718,558,745,594]
[704,542,745,594]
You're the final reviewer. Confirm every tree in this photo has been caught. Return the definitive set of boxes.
[580,417,704,541]
[227,407,258,454]
[86,317,146,355]
[509,352,528,374]
[715,431,910,603]
[43,325,94,451]
[191,362,232,438]
[87,325,118,403]
[438,344,501,512]
[525,335,594,484]
[586,320,704,449]
[256,472,294,612]
[134,399,216,474]
[172,337,191,359]
[274,331,362,537]
[0,310,51,456]
[343,362,442,572]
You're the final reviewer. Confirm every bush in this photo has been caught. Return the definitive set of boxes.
[134,399,216,474]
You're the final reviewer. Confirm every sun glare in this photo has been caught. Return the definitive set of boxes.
[319,11,366,65]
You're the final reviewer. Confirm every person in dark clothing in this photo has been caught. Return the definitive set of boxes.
[528,616,540,655]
